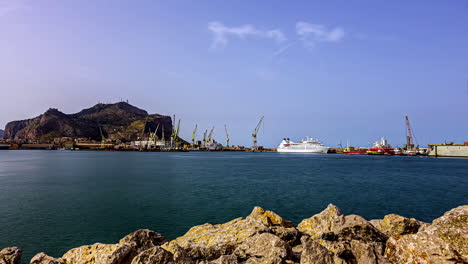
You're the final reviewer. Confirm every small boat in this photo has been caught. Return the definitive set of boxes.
[343,146,368,155]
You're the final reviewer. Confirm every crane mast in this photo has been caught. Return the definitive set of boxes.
[405,115,414,150]
[224,125,230,147]
[174,119,181,140]
[150,123,160,144]
[202,130,208,147]
[208,127,215,143]
[252,116,264,150]
[190,124,198,146]
[99,125,106,148]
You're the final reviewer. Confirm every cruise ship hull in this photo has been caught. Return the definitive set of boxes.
[277,147,328,153]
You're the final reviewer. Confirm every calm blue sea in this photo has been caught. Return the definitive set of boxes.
[0,150,467,262]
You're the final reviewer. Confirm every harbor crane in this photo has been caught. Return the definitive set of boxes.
[202,129,208,147]
[99,125,106,148]
[190,124,198,146]
[224,125,230,147]
[173,119,181,147]
[405,115,414,150]
[170,115,181,148]
[149,123,160,144]
[252,116,264,150]
[207,127,215,143]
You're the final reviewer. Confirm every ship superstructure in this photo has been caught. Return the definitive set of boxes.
[277,137,329,153]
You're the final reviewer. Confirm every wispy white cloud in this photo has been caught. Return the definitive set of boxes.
[208,21,286,49]
[296,22,345,47]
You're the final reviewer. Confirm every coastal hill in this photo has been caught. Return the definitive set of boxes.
[0,129,3,138]
[3,102,173,141]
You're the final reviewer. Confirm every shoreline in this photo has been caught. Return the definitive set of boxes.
[2,204,466,264]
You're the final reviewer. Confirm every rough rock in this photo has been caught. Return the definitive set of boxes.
[298,205,387,249]
[384,233,464,264]
[374,214,422,236]
[368,219,382,230]
[350,240,390,264]
[172,207,293,261]
[298,205,389,264]
[119,229,167,259]
[161,242,194,264]
[0,247,22,264]
[336,214,388,243]
[61,243,132,264]
[234,233,290,264]
[130,246,174,264]
[298,204,345,240]
[247,207,299,245]
[212,255,238,264]
[423,205,468,261]
[300,237,335,264]
[30,253,64,264]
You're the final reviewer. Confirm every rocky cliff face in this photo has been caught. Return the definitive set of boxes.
[3,102,172,141]
[1,205,466,264]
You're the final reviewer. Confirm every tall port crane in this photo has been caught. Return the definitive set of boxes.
[99,125,106,148]
[149,123,160,144]
[252,116,264,150]
[170,115,181,148]
[208,127,215,143]
[170,115,176,143]
[405,115,414,150]
[190,124,198,146]
[174,119,181,142]
[202,129,208,147]
[224,125,230,147]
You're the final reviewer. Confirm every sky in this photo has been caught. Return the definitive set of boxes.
[0,0,467,147]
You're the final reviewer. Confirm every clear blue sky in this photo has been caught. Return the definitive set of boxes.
[1,0,467,147]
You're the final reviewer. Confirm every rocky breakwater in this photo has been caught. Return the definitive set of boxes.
[1,205,467,264]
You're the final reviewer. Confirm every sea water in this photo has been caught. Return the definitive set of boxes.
[0,150,467,262]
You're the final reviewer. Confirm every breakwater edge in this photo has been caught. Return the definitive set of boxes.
[2,204,467,264]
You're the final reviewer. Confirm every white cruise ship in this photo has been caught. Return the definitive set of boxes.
[277,137,329,153]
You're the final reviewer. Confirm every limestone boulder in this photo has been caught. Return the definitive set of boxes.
[350,240,390,264]
[119,229,167,261]
[212,255,238,264]
[384,233,464,264]
[246,207,299,245]
[0,247,22,264]
[375,214,422,236]
[423,205,468,261]
[234,233,290,264]
[298,204,345,239]
[161,242,194,264]
[299,205,389,243]
[130,246,174,264]
[61,243,132,264]
[335,214,388,243]
[172,207,293,261]
[119,229,167,253]
[299,237,335,264]
[30,253,64,264]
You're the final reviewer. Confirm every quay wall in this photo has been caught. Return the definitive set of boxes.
[428,145,468,157]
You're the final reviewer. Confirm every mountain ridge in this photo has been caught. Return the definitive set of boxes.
[4,102,172,141]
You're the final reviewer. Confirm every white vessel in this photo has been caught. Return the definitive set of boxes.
[277,137,329,153]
